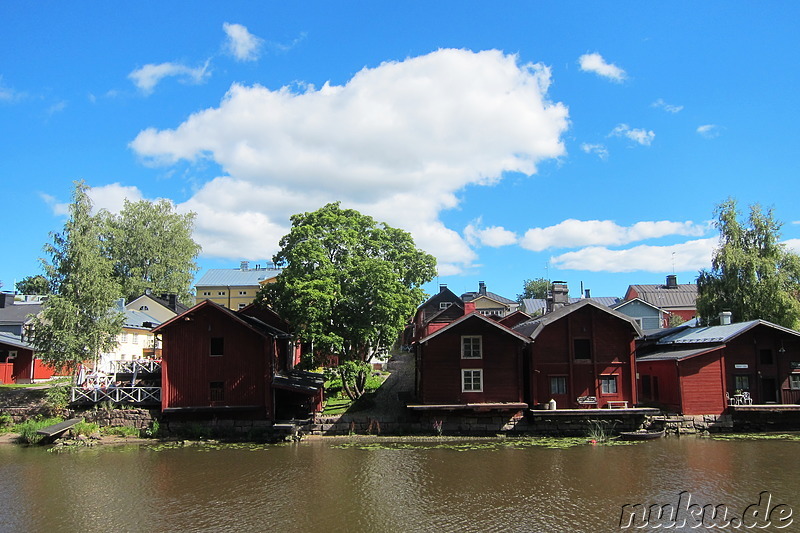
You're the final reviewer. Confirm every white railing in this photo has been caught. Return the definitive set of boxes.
[110,359,162,374]
[71,386,161,405]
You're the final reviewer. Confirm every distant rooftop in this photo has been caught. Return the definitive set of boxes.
[196,264,282,287]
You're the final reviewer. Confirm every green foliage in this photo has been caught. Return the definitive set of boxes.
[697,199,800,328]
[15,275,50,295]
[71,420,100,437]
[13,417,64,445]
[0,412,13,432]
[31,181,125,371]
[101,198,201,304]
[668,313,686,327]
[142,419,160,438]
[338,360,372,399]
[44,385,70,411]
[260,202,436,362]
[517,277,550,303]
[100,425,140,437]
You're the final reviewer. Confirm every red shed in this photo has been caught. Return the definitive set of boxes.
[153,300,323,420]
[0,333,58,384]
[415,312,530,407]
[636,319,800,415]
[515,299,642,409]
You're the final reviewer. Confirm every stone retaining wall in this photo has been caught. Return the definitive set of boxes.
[645,414,734,434]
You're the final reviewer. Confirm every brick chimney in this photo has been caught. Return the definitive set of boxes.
[546,282,569,313]
[439,284,448,293]
[464,301,476,314]
[666,274,678,289]
[478,281,487,296]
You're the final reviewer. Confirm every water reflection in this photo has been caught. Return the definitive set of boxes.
[0,437,798,532]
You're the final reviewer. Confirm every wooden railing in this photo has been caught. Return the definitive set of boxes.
[110,359,161,374]
[71,386,161,405]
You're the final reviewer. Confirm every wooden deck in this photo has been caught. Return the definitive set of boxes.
[71,386,161,405]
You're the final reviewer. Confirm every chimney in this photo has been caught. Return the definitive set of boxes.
[240,261,250,271]
[464,301,476,314]
[584,289,591,299]
[719,311,732,325]
[666,275,678,289]
[478,281,487,296]
[439,284,448,293]
[0,293,14,308]
[547,282,569,313]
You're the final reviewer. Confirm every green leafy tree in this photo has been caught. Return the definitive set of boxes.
[696,198,800,328]
[101,199,201,305]
[30,181,124,372]
[516,277,550,303]
[15,275,50,295]
[260,203,436,396]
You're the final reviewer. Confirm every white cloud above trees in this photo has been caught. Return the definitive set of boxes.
[550,238,717,273]
[223,23,263,62]
[130,49,570,274]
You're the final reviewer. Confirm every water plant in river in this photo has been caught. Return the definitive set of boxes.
[710,432,800,441]
[586,420,616,443]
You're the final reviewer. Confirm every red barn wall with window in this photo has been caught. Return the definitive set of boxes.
[158,302,274,419]
[527,304,637,409]
[417,316,525,405]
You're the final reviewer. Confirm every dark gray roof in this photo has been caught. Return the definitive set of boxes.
[637,346,722,362]
[0,332,33,350]
[0,301,42,326]
[514,299,643,339]
[196,268,281,287]
[420,312,531,344]
[272,370,325,394]
[655,319,800,345]
[462,291,516,305]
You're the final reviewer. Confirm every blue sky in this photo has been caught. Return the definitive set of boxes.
[2,2,800,302]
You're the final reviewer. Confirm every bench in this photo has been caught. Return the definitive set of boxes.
[576,396,597,408]
[36,417,83,437]
[606,400,629,409]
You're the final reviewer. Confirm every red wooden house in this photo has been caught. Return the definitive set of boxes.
[153,300,323,421]
[514,299,642,409]
[413,309,530,408]
[0,333,58,384]
[636,319,800,415]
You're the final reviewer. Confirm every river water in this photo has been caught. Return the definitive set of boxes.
[0,436,797,533]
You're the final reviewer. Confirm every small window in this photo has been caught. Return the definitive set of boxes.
[734,375,750,391]
[132,333,139,345]
[238,303,247,310]
[574,339,591,360]
[790,375,800,391]
[600,375,618,394]
[203,291,211,296]
[759,349,774,365]
[218,291,226,296]
[462,369,482,392]
[139,305,149,311]
[550,376,567,395]
[210,381,225,402]
[210,337,224,357]
[439,301,452,310]
[461,336,482,359]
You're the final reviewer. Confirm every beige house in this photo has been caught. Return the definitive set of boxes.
[195,262,281,310]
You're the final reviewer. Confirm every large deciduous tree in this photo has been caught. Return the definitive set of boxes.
[102,199,201,305]
[260,203,436,396]
[30,181,124,371]
[516,277,550,304]
[696,198,800,328]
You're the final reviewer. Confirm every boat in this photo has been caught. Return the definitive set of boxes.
[619,429,665,441]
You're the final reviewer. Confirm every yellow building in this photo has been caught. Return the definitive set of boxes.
[195,262,281,310]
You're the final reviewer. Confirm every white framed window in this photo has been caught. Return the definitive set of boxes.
[202,291,212,296]
[238,303,247,310]
[600,375,618,394]
[132,333,139,345]
[461,336,482,359]
[439,301,452,310]
[218,291,226,296]
[550,376,567,395]
[239,290,248,296]
[790,375,800,391]
[462,369,483,392]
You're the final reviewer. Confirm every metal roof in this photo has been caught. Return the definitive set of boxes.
[522,296,620,314]
[0,301,42,326]
[419,312,531,344]
[0,332,33,350]
[627,283,698,308]
[195,268,281,287]
[655,319,800,345]
[124,309,161,329]
[637,346,723,362]
[513,299,643,339]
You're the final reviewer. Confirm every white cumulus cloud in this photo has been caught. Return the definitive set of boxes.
[129,49,570,274]
[223,22,263,62]
[520,219,708,252]
[128,61,211,94]
[610,123,655,146]
[578,53,626,82]
[43,183,145,217]
[464,220,518,248]
[550,238,717,273]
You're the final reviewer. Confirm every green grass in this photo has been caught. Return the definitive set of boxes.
[100,425,141,438]
[13,417,65,445]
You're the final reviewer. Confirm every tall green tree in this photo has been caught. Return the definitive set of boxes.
[101,198,201,304]
[260,203,436,395]
[15,275,50,295]
[696,198,800,328]
[516,277,550,304]
[30,181,124,371]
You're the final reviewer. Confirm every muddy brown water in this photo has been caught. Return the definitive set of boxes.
[0,436,796,532]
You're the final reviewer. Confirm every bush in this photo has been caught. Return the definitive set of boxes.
[0,412,13,433]
[71,420,100,437]
[44,385,70,411]
[14,417,64,445]
[142,419,160,438]
[100,425,140,438]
